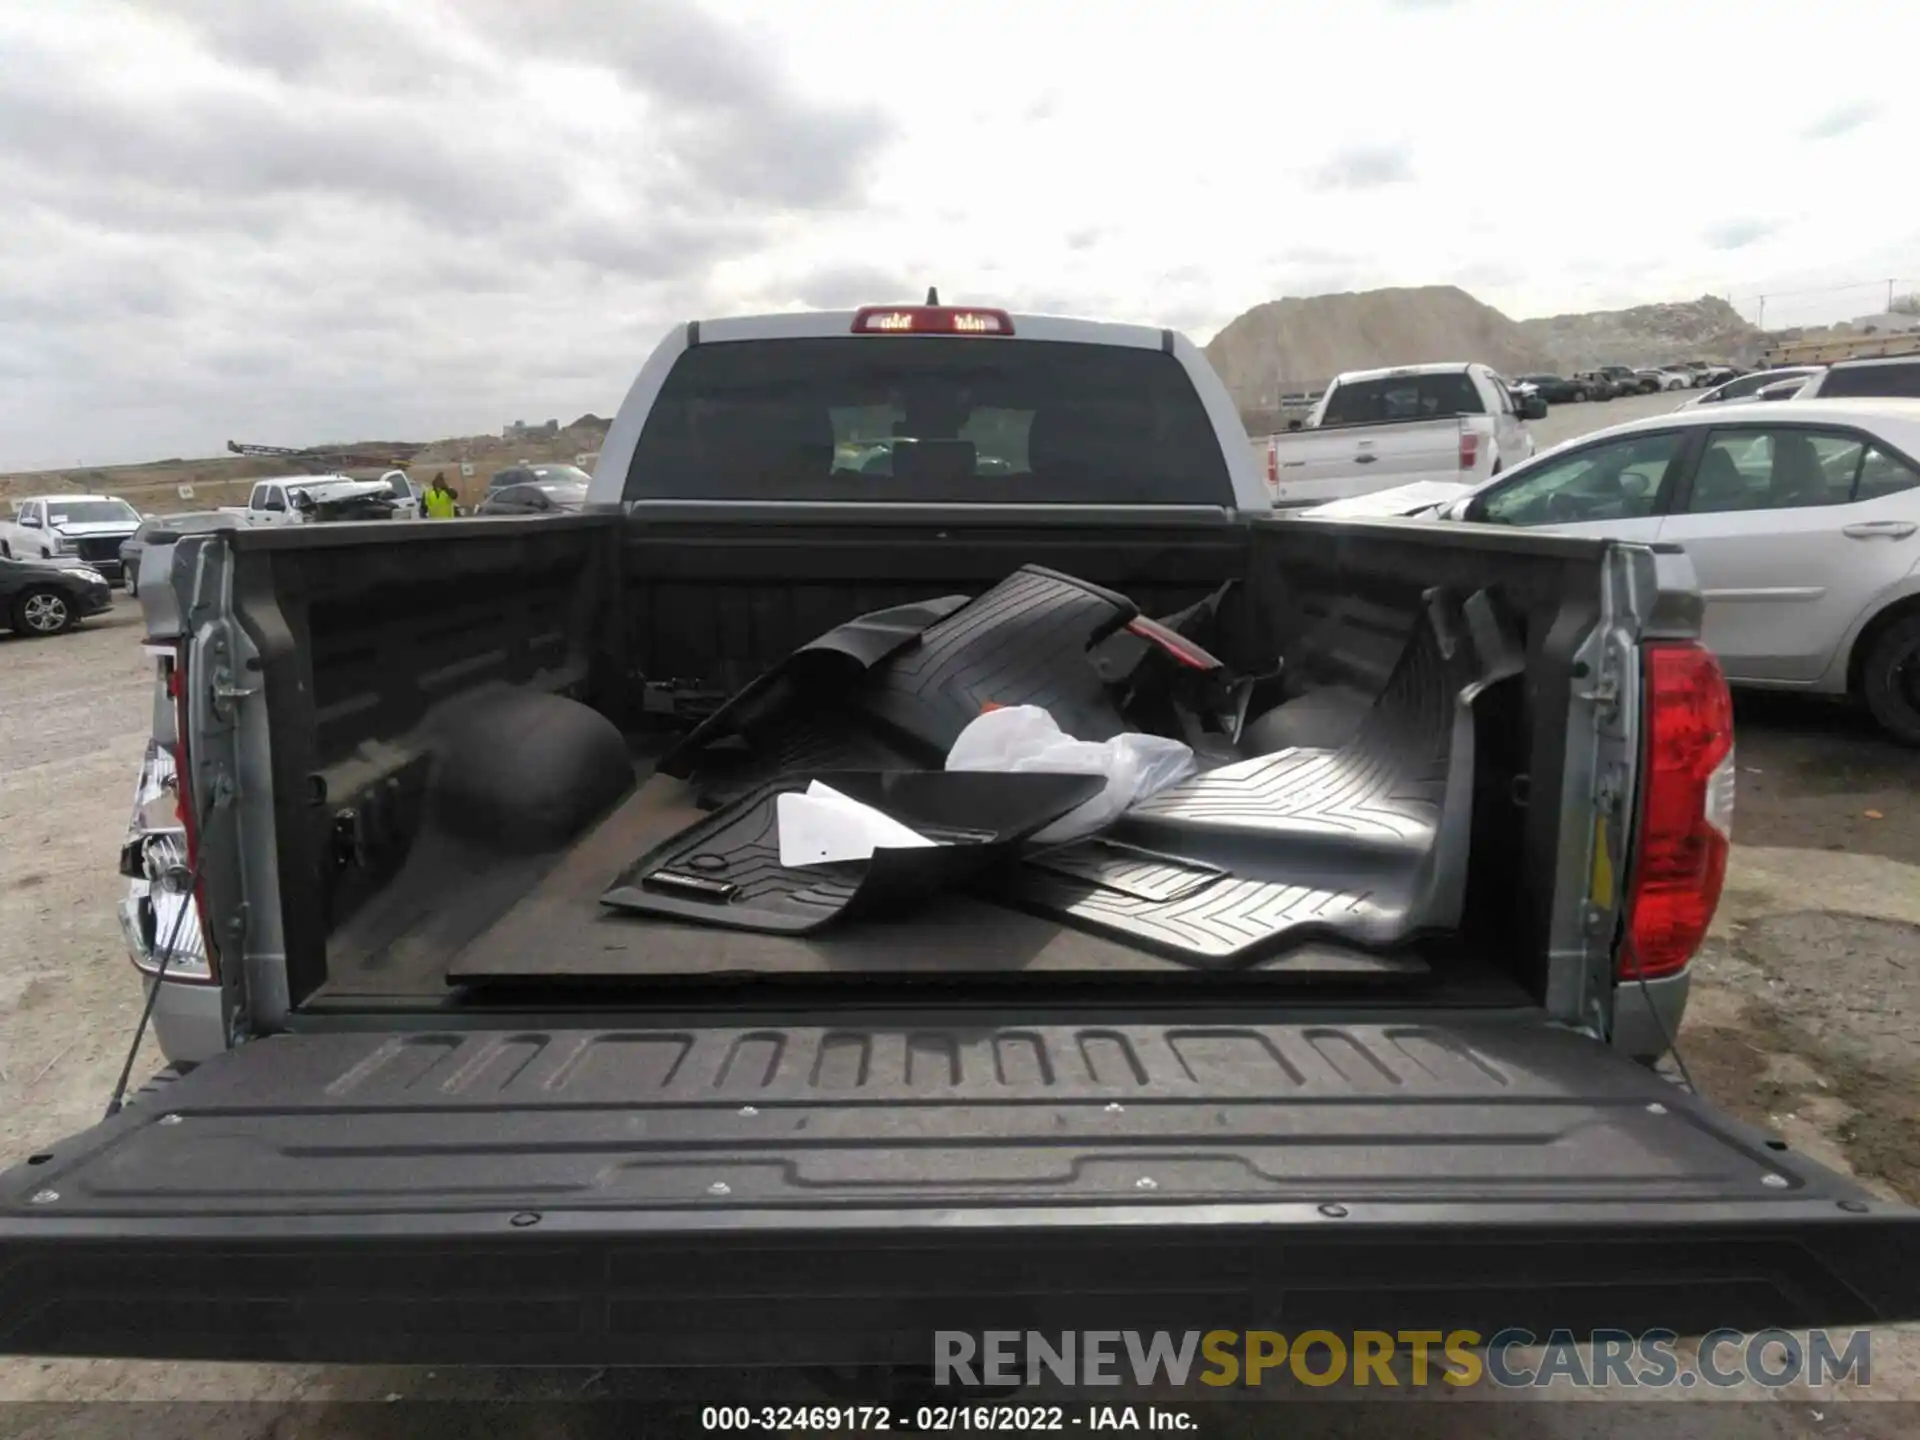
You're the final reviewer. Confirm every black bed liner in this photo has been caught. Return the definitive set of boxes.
[226,512,1635,1007]
[590,563,1519,967]
[4,1019,1915,1363]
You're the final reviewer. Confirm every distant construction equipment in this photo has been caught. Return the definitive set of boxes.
[1758,332,1920,368]
[226,440,427,474]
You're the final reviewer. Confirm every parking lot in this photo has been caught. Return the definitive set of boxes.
[3,392,1919,1434]
[1527,387,1685,447]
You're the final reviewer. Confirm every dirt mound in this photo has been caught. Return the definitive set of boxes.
[411,416,609,469]
[1515,295,1764,372]
[1204,285,1557,422]
[1205,285,1782,431]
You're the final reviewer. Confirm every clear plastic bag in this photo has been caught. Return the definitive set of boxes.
[945,705,1195,844]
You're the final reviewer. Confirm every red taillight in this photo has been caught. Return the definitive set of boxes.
[1622,641,1735,981]
[1125,616,1223,670]
[169,645,219,983]
[851,306,1014,336]
[1458,431,1480,471]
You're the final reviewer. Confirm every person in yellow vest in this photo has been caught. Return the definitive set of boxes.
[423,472,459,519]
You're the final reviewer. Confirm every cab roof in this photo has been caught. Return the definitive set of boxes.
[693,309,1170,350]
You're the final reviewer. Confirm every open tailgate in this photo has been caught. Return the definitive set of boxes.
[3,1019,1916,1365]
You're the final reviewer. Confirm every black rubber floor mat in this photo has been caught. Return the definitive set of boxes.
[687,717,914,811]
[667,566,1143,798]
[860,566,1137,757]
[658,595,970,780]
[602,770,1105,934]
[1009,587,1525,966]
[1025,839,1227,903]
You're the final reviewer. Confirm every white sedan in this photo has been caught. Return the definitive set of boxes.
[1302,398,1920,742]
[1637,368,1691,392]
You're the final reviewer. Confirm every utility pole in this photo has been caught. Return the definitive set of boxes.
[1757,295,1766,329]
[1890,278,1897,313]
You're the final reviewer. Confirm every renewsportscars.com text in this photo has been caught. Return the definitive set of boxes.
[934,1329,1873,1390]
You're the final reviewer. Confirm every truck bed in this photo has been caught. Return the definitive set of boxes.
[319,763,1517,1002]
[224,512,1626,1014]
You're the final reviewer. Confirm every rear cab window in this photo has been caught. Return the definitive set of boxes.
[622,338,1235,505]
[1319,372,1484,425]
[1818,362,1920,399]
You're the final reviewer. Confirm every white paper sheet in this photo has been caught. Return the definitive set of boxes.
[775,781,938,867]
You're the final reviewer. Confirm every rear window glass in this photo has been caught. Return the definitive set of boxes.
[1319,373,1483,425]
[623,338,1233,504]
[1818,362,1920,399]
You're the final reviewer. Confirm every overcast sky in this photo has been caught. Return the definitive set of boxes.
[2,0,1914,470]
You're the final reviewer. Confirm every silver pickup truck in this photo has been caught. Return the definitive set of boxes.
[1260,363,1543,508]
[3,305,1915,1373]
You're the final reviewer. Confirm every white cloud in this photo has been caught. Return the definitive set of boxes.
[1,0,1916,468]
[1802,100,1881,141]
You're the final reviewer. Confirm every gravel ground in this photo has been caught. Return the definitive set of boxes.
[1525,387,1688,449]
[3,496,1919,1437]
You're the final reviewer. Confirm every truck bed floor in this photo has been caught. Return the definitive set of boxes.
[317,771,1522,1001]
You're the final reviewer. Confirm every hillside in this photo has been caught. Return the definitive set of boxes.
[1205,285,1774,433]
[1203,285,1556,427]
[1515,295,1765,373]
[0,416,613,514]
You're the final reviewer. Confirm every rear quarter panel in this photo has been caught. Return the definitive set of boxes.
[1817,567,1920,693]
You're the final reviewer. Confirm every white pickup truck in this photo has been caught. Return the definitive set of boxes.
[229,474,402,525]
[1260,362,1542,507]
[0,494,142,585]
[11,301,1919,1375]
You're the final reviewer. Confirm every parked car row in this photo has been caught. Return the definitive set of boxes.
[1677,354,1920,412]
[1510,363,1745,404]
[2,460,601,630]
